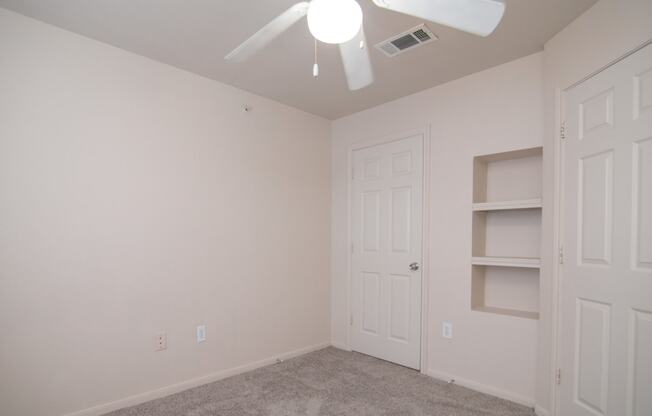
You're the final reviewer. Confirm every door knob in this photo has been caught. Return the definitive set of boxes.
[409,262,420,271]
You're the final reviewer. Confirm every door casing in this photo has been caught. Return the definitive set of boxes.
[345,126,431,373]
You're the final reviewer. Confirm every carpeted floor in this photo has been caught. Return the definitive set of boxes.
[105,347,535,416]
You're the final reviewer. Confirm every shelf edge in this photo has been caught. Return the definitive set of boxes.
[473,306,540,320]
[472,198,542,211]
[471,256,541,269]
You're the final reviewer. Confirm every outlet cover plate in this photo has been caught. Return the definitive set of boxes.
[156,331,167,351]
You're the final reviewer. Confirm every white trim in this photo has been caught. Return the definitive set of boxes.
[62,342,330,416]
[420,124,432,374]
[345,126,431,372]
[549,85,564,416]
[426,369,535,408]
[349,127,428,151]
[345,146,353,350]
[564,38,652,90]
[534,404,550,416]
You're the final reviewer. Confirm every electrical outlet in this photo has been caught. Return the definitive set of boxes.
[156,331,167,351]
[442,322,453,339]
[196,325,206,344]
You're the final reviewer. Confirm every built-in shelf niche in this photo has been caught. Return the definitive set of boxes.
[471,147,542,320]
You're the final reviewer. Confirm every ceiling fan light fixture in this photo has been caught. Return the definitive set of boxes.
[307,0,362,44]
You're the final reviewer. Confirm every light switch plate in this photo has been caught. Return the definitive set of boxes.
[442,322,453,339]
[196,325,206,343]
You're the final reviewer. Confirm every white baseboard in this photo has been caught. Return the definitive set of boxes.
[64,342,331,416]
[330,342,350,351]
[426,369,535,408]
[534,404,550,416]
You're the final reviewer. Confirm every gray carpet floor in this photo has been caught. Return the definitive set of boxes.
[105,347,535,416]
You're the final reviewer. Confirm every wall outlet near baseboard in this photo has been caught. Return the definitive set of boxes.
[442,322,453,339]
[156,331,167,351]
[196,325,206,343]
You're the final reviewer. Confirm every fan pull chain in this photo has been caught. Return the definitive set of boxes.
[313,38,319,78]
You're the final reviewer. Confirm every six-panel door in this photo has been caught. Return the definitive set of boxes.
[560,44,652,416]
[351,134,423,370]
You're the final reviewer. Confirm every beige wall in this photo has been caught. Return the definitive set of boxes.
[331,53,544,405]
[0,9,331,416]
[538,0,652,414]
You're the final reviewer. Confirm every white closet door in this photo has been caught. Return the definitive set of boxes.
[350,134,423,370]
[560,44,652,416]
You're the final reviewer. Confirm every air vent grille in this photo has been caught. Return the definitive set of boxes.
[412,29,431,42]
[391,34,419,50]
[375,24,437,57]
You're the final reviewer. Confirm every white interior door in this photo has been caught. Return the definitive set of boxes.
[560,44,652,416]
[350,134,423,370]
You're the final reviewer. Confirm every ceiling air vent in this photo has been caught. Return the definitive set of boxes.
[375,24,438,58]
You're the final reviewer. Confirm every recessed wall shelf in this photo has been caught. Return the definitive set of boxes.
[472,198,542,211]
[471,256,541,268]
[471,146,542,319]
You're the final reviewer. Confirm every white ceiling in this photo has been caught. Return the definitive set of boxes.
[0,0,596,119]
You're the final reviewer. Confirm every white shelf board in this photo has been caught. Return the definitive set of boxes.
[473,305,539,320]
[471,256,541,269]
[472,198,542,211]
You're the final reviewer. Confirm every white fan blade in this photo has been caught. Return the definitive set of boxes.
[372,0,505,37]
[225,2,310,62]
[339,28,374,91]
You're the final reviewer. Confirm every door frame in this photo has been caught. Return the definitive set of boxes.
[345,125,431,373]
[551,38,652,416]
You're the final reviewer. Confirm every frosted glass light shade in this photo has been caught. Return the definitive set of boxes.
[308,0,362,44]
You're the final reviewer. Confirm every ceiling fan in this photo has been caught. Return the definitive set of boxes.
[225,0,506,91]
